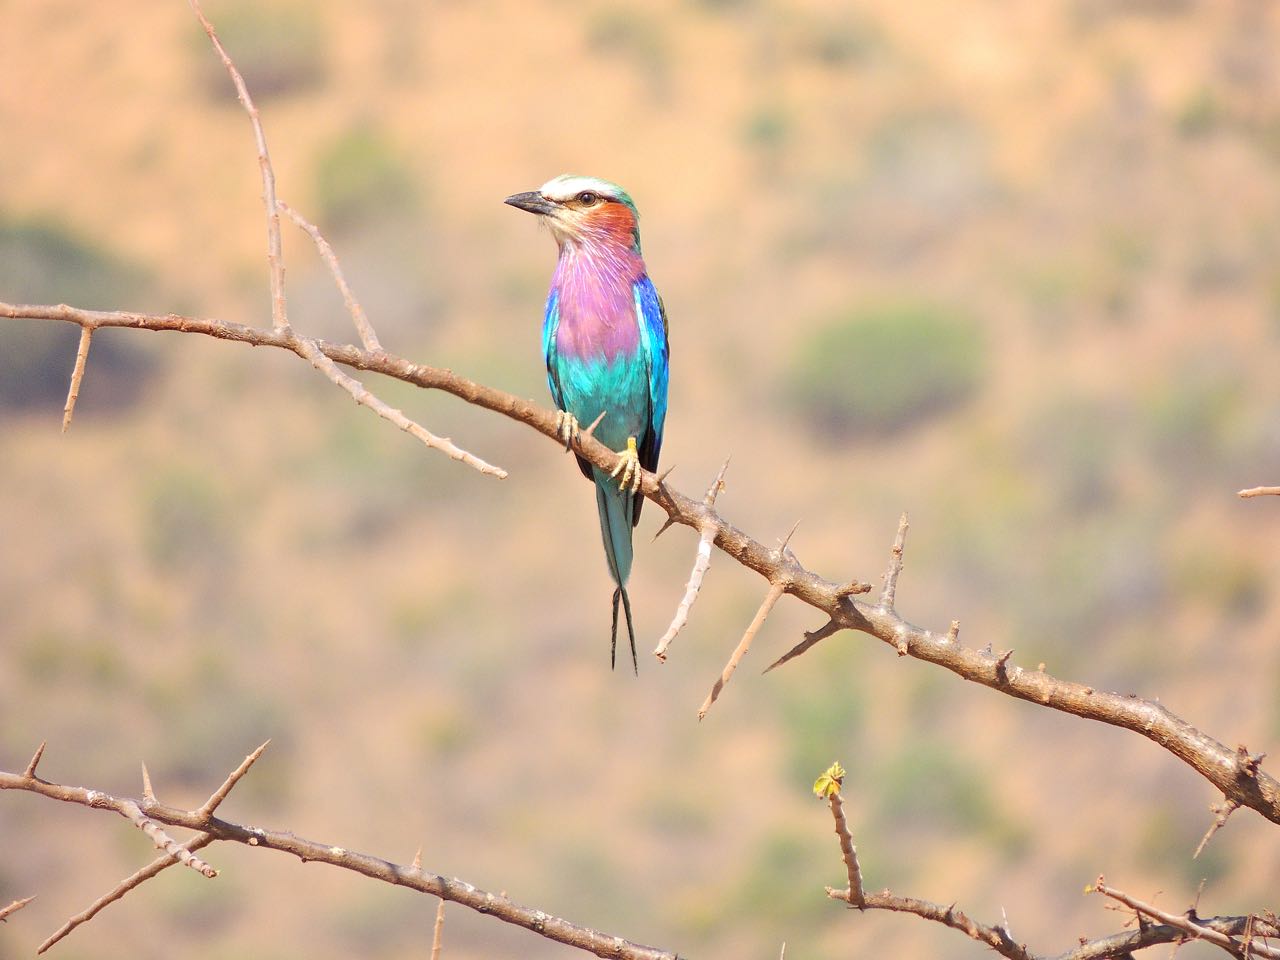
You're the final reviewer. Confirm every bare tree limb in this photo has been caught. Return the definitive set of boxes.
[814,766,1276,960]
[0,748,677,960]
[7,299,1280,832]
[1087,878,1280,959]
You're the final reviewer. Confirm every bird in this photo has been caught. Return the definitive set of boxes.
[505,175,669,673]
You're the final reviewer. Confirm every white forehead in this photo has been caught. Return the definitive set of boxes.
[539,174,620,202]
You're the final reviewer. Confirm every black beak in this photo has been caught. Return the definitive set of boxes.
[504,191,557,215]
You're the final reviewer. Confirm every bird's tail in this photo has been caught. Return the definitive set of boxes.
[594,477,637,673]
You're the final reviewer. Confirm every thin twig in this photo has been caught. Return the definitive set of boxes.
[118,800,217,878]
[826,786,864,906]
[60,326,92,432]
[292,338,506,478]
[37,834,215,955]
[763,618,842,674]
[879,512,909,609]
[188,0,287,332]
[1089,878,1280,959]
[0,753,678,960]
[698,581,785,720]
[654,525,714,661]
[197,739,269,820]
[431,900,446,960]
[0,897,35,923]
[1238,487,1280,498]
[654,459,731,661]
[1194,799,1240,859]
[279,202,381,351]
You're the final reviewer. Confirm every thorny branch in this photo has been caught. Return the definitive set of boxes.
[4,299,1280,821]
[3,2,1279,956]
[815,764,1277,960]
[0,744,677,960]
[7,0,1278,833]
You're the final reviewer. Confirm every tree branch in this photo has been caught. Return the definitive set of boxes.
[815,765,1276,960]
[6,298,1280,831]
[0,746,678,960]
[0,898,35,923]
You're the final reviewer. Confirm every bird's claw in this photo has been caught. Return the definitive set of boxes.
[555,411,580,452]
[610,436,642,494]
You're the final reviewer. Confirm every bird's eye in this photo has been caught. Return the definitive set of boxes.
[576,191,599,205]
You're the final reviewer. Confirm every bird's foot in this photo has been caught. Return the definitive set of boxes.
[609,436,642,494]
[554,411,580,452]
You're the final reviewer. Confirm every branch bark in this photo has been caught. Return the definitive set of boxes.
[5,298,1280,830]
[0,747,678,960]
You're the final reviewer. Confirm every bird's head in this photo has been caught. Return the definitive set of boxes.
[505,175,641,253]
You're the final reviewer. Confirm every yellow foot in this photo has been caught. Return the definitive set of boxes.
[609,436,642,494]
[555,411,580,451]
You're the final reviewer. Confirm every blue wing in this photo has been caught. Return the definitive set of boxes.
[633,275,669,523]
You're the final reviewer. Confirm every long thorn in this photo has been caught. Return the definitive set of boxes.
[24,741,47,779]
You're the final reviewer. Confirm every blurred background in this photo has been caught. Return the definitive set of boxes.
[3,0,1280,957]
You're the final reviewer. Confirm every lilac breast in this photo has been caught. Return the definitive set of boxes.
[552,244,645,362]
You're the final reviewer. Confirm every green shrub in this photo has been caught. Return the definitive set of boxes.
[787,302,983,437]
[312,125,418,230]
[193,2,327,100]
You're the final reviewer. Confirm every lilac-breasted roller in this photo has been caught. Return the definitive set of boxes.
[505,175,670,673]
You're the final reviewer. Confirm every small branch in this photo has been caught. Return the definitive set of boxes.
[197,739,270,820]
[1088,878,1280,959]
[37,834,215,955]
[279,202,381,351]
[763,618,842,674]
[431,900,445,960]
[60,326,92,432]
[1238,487,1280,498]
[1194,798,1240,859]
[0,897,35,923]
[654,459,731,662]
[814,763,864,907]
[118,800,218,878]
[0,750,679,960]
[292,338,506,478]
[879,512,909,609]
[188,0,287,332]
[827,889,1035,960]
[698,581,785,720]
